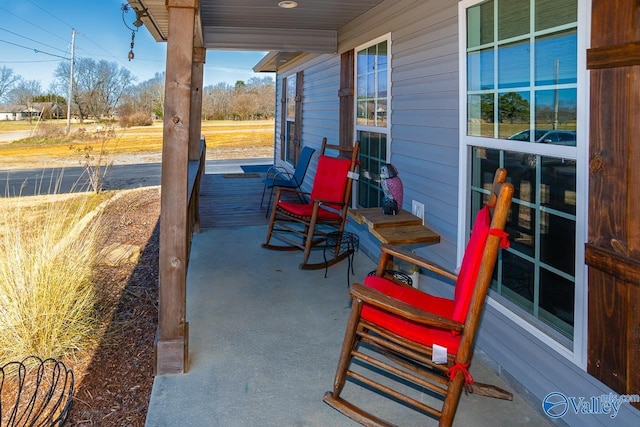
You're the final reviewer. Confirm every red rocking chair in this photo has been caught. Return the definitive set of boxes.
[323,168,514,426]
[262,139,360,269]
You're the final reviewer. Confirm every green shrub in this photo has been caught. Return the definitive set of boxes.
[0,193,107,363]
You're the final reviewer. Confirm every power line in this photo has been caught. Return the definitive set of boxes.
[0,39,70,61]
[0,59,61,64]
[9,2,139,71]
[0,26,69,55]
[0,7,69,45]
[25,0,75,30]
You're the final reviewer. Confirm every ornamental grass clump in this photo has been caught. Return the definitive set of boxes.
[0,192,107,364]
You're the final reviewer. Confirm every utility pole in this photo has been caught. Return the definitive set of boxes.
[66,29,75,135]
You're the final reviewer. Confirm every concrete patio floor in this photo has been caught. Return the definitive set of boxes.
[145,160,556,426]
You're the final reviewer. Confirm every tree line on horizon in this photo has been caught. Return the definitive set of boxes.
[0,63,275,125]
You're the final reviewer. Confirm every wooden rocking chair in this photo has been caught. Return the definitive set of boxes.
[323,168,514,426]
[262,139,360,269]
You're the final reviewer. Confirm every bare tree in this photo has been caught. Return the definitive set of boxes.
[203,82,233,120]
[202,77,274,120]
[230,92,258,120]
[53,58,135,122]
[7,80,43,123]
[248,77,275,119]
[134,72,165,117]
[0,66,21,102]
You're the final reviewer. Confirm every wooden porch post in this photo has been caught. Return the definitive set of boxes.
[190,47,205,161]
[155,0,197,375]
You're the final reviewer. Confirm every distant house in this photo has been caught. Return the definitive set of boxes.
[0,102,63,121]
[0,105,36,121]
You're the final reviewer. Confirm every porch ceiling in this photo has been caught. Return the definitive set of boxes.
[127,0,386,55]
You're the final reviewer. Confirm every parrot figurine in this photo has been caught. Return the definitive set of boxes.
[379,163,403,215]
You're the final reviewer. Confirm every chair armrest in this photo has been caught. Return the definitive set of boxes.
[272,169,295,182]
[275,187,311,197]
[350,282,464,332]
[380,244,458,282]
[265,165,288,179]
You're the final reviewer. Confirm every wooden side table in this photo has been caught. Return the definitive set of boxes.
[348,208,440,246]
[349,208,440,284]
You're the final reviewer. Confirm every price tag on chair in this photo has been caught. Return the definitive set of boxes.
[432,344,448,364]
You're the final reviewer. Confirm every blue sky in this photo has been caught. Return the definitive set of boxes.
[0,0,273,92]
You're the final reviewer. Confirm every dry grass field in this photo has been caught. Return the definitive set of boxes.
[0,119,276,425]
[0,119,275,169]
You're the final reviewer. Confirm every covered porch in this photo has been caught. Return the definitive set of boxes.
[125,0,640,425]
[145,163,552,426]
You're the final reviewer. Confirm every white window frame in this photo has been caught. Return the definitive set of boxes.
[354,33,392,156]
[457,0,590,369]
[353,33,393,208]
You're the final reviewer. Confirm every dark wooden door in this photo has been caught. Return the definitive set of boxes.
[586,0,640,407]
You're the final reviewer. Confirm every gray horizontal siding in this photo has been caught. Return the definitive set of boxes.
[478,304,640,426]
[385,0,460,270]
[301,55,340,147]
[274,1,640,425]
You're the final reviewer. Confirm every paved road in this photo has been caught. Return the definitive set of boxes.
[0,163,162,197]
[0,158,272,197]
[0,131,30,143]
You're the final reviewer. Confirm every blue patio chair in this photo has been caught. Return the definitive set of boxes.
[260,144,316,215]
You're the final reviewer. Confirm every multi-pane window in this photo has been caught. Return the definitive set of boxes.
[463,0,579,344]
[355,36,390,208]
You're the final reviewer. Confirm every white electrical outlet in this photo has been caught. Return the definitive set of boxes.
[412,200,425,224]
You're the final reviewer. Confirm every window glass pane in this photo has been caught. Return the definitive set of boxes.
[357,50,368,74]
[534,89,577,135]
[467,48,494,91]
[540,212,575,274]
[286,76,296,119]
[378,43,388,70]
[500,251,535,312]
[379,70,388,97]
[286,121,296,164]
[356,38,389,208]
[541,162,576,215]
[357,75,367,98]
[535,30,577,86]
[467,0,494,48]
[536,0,577,31]
[539,269,574,338]
[356,40,388,130]
[498,0,530,40]
[467,94,494,137]
[471,146,577,340]
[367,73,376,97]
[357,131,386,208]
[366,46,376,71]
[356,101,368,126]
[498,40,530,89]
[498,91,530,138]
[376,98,387,127]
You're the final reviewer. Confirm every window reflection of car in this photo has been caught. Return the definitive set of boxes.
[507,129,576,167]
[507,129,576,145]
